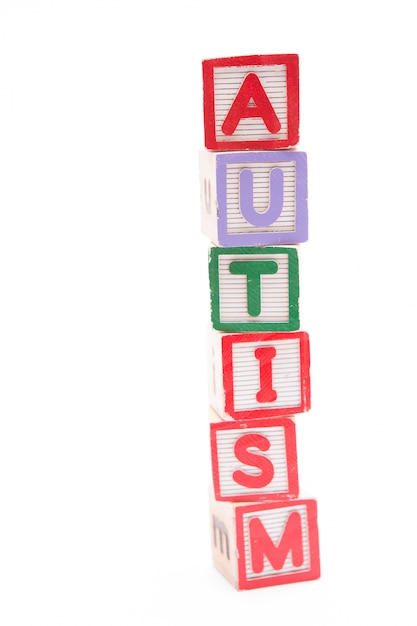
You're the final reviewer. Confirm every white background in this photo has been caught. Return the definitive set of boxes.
[0,2,416,625]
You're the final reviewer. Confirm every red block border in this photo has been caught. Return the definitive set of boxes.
[202,54,299,150]
[222,331,311,420]
[236,499,320,590]
[210,417,299,502]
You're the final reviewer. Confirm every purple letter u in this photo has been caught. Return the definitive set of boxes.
[239,167,284,227]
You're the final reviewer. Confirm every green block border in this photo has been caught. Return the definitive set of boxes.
[209,246,300,332]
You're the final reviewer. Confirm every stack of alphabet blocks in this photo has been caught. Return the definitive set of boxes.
[199,54,321,590]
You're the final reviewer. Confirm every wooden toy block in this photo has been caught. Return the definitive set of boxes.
[207,327,310,420]
[209,245,299,332]
[210,492,320,590]
[199,149,308,247]
[202,54,299,151]
[210,409,299,502]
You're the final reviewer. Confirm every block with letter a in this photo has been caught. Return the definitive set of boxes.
[210,491,320,590]
[210,408,299,502]
[202,54,299,150]
[208,245,300,332]
[199,149,308,247]
[207,327,311,420]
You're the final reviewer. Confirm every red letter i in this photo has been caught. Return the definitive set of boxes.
[255,346,277,403]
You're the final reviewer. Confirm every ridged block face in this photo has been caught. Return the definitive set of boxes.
[210,495,320,590]
[203,54,299,150]
[200,150,308,247]
[210,416,299,502]
[207,328,310,420]
[209,245,300,332]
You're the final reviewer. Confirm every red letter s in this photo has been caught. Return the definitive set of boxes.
[232,433,274,489]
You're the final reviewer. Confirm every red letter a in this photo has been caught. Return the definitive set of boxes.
[221,72,281,136]
[249,511,304,574]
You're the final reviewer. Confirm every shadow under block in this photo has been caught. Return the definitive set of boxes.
[202,54,299,151]
[199,149,308,247]
[208,245,300,332]
[210,492,320,590]
[208,327,311,420]
[210,413,299,502]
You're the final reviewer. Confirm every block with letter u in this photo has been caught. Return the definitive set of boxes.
[199,149,307,247]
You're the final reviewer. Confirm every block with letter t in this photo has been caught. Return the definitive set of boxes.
[207,327,311,421]
[199,149,308,247]
[210,408,299,502]
[210,491,320,590]
[202,54,299,150]
[208,245,300,332]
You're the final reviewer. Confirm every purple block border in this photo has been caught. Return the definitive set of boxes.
[216,151,308,246]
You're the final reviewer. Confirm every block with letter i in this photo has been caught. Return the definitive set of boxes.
[207,328,311,421]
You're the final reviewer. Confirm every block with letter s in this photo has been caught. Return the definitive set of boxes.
[210,409,299,502]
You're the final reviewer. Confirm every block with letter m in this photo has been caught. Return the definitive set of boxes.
[210,493,320,590]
